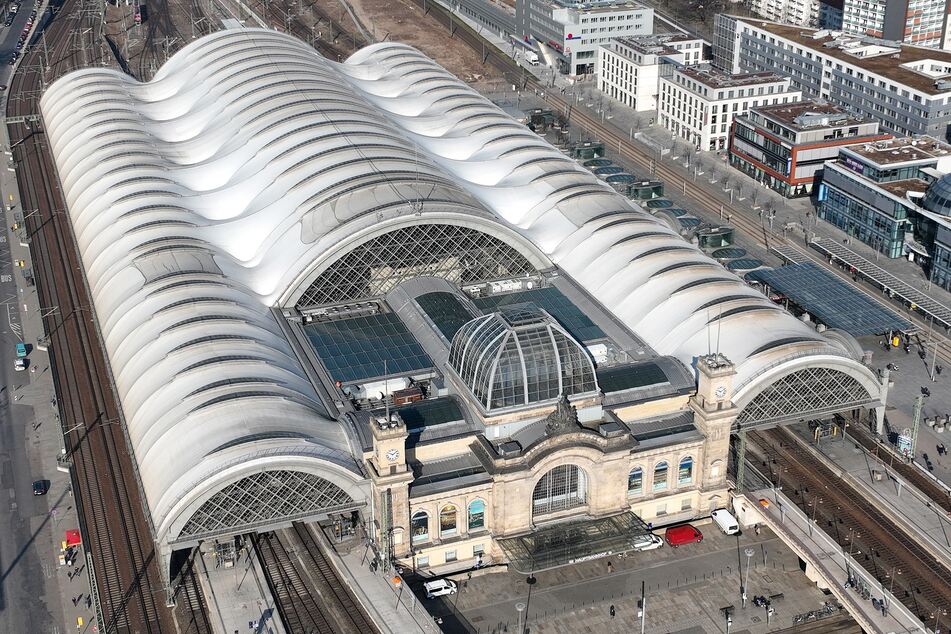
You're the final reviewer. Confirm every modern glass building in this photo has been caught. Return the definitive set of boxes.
[818,137,951,289]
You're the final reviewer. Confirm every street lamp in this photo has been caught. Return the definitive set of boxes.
[515,602,526,633]
[742,547,754,608]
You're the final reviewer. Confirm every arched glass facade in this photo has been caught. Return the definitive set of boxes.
[532,464,587,518]
[296,224,539,309]
[922,174,951,217]
[448,305,598,411]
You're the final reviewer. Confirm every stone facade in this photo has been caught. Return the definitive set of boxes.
[366,357,740,574]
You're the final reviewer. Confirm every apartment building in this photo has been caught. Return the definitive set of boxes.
[714,16,951,141]
[730,101,887,197]
[597,34,707,111]
[658,66,801,151]
[841,0,951,50]
[516,0,653,74]
[818,137,951,287]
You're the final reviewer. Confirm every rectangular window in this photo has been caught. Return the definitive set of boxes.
[473,544,485,556]
[656,504,667,516]
[417,556,429,568]
[445,550,457,563]
[681,498,692,511]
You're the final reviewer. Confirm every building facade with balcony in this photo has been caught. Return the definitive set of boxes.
[659,66,802,152]
[597,34,707,112]
[730,101,888,197]
[713,16,951,140]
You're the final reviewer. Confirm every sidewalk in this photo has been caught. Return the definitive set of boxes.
[1,54,96,634]
[333,540,439,634]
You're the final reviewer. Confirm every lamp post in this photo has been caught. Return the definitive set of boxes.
[742,547,754,608]
[515,602,526,633]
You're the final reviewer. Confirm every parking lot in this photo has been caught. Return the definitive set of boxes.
[420,520,853,633]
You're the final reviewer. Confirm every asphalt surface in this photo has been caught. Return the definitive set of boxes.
[0,3,61,633]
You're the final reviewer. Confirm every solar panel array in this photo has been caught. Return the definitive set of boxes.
[596,363,669,393]
[397,397,465,431]
[747,262,913,336]
[304,313,432,383]
[473,287,605,342]
[810,237,951,329]
[415,292,475,341]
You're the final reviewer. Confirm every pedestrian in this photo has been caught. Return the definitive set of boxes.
[755,524,761,536]
[606,560,613,573]
[610,605,616,619]
[67,571,73,580]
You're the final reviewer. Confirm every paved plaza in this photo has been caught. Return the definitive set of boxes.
[424,524,845,633]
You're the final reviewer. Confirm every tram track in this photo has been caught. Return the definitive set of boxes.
[749,427,951,629]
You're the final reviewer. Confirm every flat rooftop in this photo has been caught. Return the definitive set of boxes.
[676,65,786,89]
[750,100,874,131]
[549,0,647,11]
[745,19,951,96]
[843,136,951,166]
[613,33,700,55]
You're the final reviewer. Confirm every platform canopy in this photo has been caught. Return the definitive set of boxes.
[748,263,913,336]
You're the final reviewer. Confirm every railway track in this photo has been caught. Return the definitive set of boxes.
[5,3,187,634]
[253,525,378,634]
[847,423,951,514]
[749,427,951,629]
[243,0,366,61]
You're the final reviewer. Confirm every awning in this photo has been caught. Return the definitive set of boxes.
[498,511,652,573]
[65,529,82,547]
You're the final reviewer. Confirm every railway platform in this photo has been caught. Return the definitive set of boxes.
[735,487,925,633]
[197,541,285,634]
[786,424,951,569]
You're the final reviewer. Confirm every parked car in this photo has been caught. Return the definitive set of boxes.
[15,342,27,358]
[424,578,457,599]
[32,480,48,496]
[14,358,27,372]
[632,534,664,551]
[664,524,703,547]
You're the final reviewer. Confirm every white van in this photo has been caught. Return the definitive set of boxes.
[424,578,457,599]
[711,509,740,535]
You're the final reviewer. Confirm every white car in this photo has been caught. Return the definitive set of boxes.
[14,358,27,372]
[633,534,664,551]
[424,578,457,599]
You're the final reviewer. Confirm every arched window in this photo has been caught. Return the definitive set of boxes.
[411,511,429,544]
[628,467,643,495]
[532,464,587,517]
[653,461,669,491]
[678,456,694,485]
[468,500,485,530]
[440,505,458,537]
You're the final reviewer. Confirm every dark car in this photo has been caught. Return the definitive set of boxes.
[32,480,48,496]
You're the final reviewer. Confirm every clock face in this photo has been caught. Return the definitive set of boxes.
[715,385,727,399]
[385,448,400,462]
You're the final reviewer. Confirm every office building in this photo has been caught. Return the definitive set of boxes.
[659,66,801,151]
[597,34,707,111]
[714,16,951,141]
[818,137,951,286]
[841,0,951,50]
[730,100,887,196]
[516,0,653,74]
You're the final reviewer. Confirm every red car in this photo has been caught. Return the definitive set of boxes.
[665,524,703,547]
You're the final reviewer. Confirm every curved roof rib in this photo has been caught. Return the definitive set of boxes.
[41,29,880,544]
